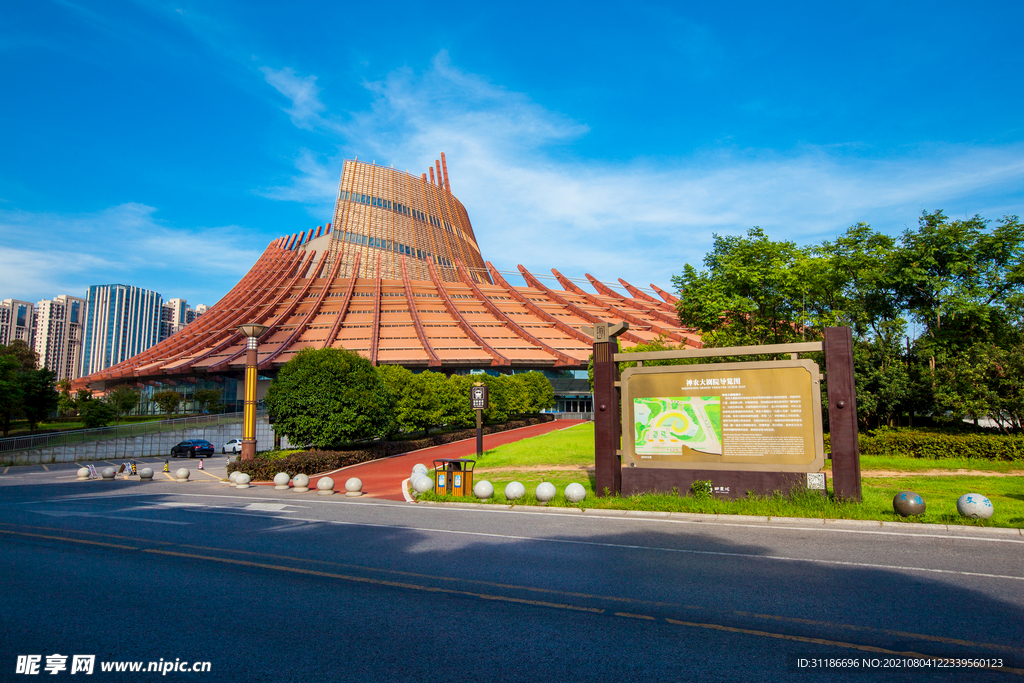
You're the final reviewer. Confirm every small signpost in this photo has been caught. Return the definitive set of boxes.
[470,383,489,457]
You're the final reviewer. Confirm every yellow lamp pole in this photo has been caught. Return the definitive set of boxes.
[237,324,268,461]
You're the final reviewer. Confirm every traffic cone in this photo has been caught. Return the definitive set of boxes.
[163,460,169,473]
[198,459,204,471]
[130,462,138,475]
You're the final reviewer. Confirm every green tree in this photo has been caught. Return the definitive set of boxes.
[79,400,116,429]
[395,371,447,435]
[56,379,75,417]
[107,385,140,425]
[0,355,23,437]
[265,348,394,447]
[152,390,182,418]
[21,368,58,432]
[193,388,222,414]
[671,227,813,347]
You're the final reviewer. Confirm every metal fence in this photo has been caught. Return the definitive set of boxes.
[551,412,594,421]
[0,410,292,466]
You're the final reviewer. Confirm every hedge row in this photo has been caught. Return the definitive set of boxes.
[825,430,1024,461]
[228,414,555,480]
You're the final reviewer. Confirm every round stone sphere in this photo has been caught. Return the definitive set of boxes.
[412,475,434,494]
[101,467,115,480]
[473,480,494,500]
[228,471,240,485]
[317,476,335,495]
[535,482,557,502]
[273,472,290,490]
[292,473,310,492]
[345,477,362,493]
[234,472,250,488]
[565,482,587,503]
[504,481,526,501]
[892,490,925,517]
[175,468,190,482]
[957,493,994,519]
[77,467,90,480]
[139,468,154,480]
[411,463,428,477]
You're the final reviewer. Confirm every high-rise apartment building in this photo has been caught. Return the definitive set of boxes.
[80,284,163,376]
[0,299,34,347]
[160,298,208,340]
[33,295,87,380]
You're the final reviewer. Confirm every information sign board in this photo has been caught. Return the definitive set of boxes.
[621,360,824,472]
[470,385,489,410]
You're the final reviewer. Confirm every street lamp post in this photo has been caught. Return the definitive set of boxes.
[237,324,268,461]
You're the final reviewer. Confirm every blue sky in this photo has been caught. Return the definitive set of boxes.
[2,0,1022,306]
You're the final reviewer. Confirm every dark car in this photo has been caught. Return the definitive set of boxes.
[170,439,215,458]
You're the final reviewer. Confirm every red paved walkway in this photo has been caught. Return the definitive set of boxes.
[309,419,586,501]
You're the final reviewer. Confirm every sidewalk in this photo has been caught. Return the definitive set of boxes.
[311,420,586,501]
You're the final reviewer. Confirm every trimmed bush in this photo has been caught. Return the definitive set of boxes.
[230,415,556,480]
[825,429,1024,461]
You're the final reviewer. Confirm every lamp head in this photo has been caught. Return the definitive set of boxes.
[237,323,269,339]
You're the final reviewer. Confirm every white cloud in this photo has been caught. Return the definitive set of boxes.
[0,203,262,304]
[260,66,328,130]
[263,53,1024,293]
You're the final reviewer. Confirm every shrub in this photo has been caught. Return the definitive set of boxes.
[266,347,394,448]
[825,429,1024,461]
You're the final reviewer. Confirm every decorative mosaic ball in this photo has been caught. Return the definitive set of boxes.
[957,493,994,519]
[535,482,556,502]
[892,491,925,517]
[273,472,290,490]
[565,483,587,503]
[504,481,526,501]
[473,480,494,500]
[411,464,428,477]
[175,468,190,482]
[412,475,434,493]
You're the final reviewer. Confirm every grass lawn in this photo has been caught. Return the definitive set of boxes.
[418,422,1024,528]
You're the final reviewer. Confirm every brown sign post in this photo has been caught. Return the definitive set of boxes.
[470,383,489,458]
[590,324,861,501]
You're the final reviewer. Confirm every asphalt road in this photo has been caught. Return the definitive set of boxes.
[1,470,1022,682]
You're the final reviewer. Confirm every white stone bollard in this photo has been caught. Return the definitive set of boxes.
[565,482,586,503]
[101,467,116,480]
[535,482,556,503]
[228,471,240,485]
[957,493,994,519]
[345,478,363,497]
[235,472,251,489]
[411,463,428,478]
[273,472,291,490]
[504,481,526,501]
[473,480,494,500]
[317,476,335,496]
[139,468,154,481]
[412,475,434,494]
[175,468,190,483]
[77,467,90,480]
[292,473,310,492]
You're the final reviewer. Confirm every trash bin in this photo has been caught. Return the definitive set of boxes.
[432,458,476,496]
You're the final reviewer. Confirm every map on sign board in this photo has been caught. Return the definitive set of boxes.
[633,396,723,456]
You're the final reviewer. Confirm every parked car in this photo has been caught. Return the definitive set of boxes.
[222,438,242,454]
[170,439,215,458]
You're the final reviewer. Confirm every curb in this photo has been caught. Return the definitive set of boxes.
[413,500,1023,538]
